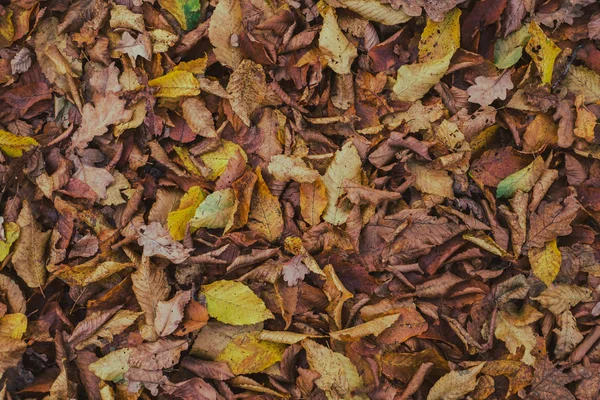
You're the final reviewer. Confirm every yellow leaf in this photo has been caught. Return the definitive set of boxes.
[427,363,486,400]
[207,0,243,69]
[0,10,14,48]
[167,186,205,241]
[302,339,365,400]
[189,188,238,231]
[110,5,145,32]
[532,284,593,315]
[300,179,328,226]
[258,330,324,344]
[248,168,284,242]
[323,264,353,329]
[525,22,561,85]
[318,5,358,75]
[89,348,133,381]
[157,0,201,31]
[215,332,285,375]
[173,146,202,176]
[419,8,461,62]
[563,65,600,104]
[12,201,51,288]
[338,0,410,25]
[574,94,597,142]
[382,100,445,133]
[201,280,274,325]
[174,56,208,74]
[0,129,38,157]
[435,120,469,153]
[0,313,27,339]
[495,308,537,365]
[227,59,267,126]
[0,222,19,263]
[330,313,400,341]
[322,141,362,225]
[57,260,132,286]
[148,70,200,98]
[199,140,248,181]
[393,52,453,102]
[529,239,561,287]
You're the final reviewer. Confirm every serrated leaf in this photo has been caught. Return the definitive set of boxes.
[529,239,561,287]
[302,339,366,400]
[148,70,200,98]
[418,8,461,62]
[496,156,545,198]
[132,257,170,338]
[525,22,560,85]
[393,52,453,102]
[201,280,274,326]
[338,0,410,25]
[494,25,531,69]
[0,129,38,157]
[322,141,362,225]
[89,348,133,381]
[215,332,285,375]
[318,6,358,74]
[189,189,238,231]
[532,284,593,315]
[227,59,267,126]
[554,310,583,359]
[495,307,537,365]
[563,65,600,104]
[208,0,243,69]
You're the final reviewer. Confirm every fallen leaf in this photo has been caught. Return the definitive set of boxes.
[533,284,593,315]
[148,70,200,98]
[155,290,192,337]
[137,222,191,264]
[319,5,358,74]
[467,71,514,106]
[247,168,283,242]
[427,363,485,400]
[201,280,274,325]
[208,0,243,69]
[215,332,285,375]
[496,156,545,198]
[227,59,267,126]
[525,21,561,85]
[529,239,561,287]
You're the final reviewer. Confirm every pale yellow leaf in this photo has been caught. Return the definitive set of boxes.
[532,284,593,315]
[201,280,274,326]
[268,155,320,183]
[427,363,485,400]
[393,52,453,102]
[338,0,410,25]
[495,308,536,365]
[189,188,238,231]
[563,65,600,104]
[89,348,133,381]
[318,6,358,75]
[330,313,400,341]
[322,141,362,225]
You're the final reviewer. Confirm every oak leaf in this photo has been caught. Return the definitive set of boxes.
[467,71,514,106]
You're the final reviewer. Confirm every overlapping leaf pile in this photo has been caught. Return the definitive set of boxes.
[0,0,600,398]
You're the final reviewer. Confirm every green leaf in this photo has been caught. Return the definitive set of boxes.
[496,156,545,198]
[158,0,201,30]
[494,25,531,69]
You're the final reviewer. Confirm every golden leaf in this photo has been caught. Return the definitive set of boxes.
[215,332,285,375]
[0,313,27,339]
[418,8,461,62]
[199,140,248,181]
[0,129,38,157]
[167,186,205,241]
[226,59,267,126]
[393,52,453,102]
[201,280,274,326]
[12,201,51,288]
[148,70,200,98]
[248,168,284,242]
[525,22,561,85]
[0,222,19,263]
[528,239,561,286]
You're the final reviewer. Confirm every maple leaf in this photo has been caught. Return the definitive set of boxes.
[114,31,152,63]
